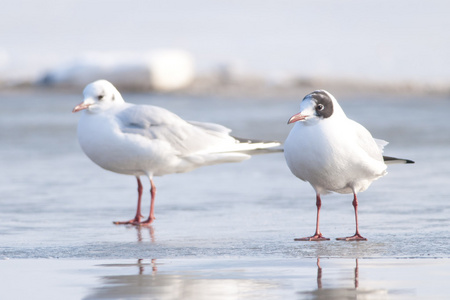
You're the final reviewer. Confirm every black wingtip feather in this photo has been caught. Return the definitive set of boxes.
[383,156,415,164]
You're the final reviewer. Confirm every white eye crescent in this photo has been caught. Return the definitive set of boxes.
[317,104,324,111]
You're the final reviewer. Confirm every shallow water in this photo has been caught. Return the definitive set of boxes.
[1,258,449,300]
[0,91,449,298]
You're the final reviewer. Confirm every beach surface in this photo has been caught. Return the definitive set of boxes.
[0,90,449,299]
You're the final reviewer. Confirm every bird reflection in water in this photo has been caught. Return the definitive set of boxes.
[136,258,157,275]
[132,225,155,243]
[83,258,276,300]
[316,258,358,289]
[303,258,387,299]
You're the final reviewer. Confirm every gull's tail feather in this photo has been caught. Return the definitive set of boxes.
[188,121,281,154]
[239,147,284,155]
[205,136,282,155]
[183,138,282,168]
[383,156,415,164]
[231,136,282,154]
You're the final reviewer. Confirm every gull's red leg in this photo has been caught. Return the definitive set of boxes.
[114,177,143,225]
[295,194,330,241]
[141,178,156,225]
[337,193,367,241]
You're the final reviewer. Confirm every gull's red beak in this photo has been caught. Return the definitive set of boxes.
[72,102,91,113]
[287,112,307,124]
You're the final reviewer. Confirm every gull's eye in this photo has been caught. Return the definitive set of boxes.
[317,104,324,111]
[98,95,104,101]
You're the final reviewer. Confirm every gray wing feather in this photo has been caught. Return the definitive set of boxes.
[350,120,384,162]
[116,105,236,155]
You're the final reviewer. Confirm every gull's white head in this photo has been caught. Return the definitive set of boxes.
[287,90,345,125]
[72,80,125,113]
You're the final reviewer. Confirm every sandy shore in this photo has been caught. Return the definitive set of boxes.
[2,74,450,100]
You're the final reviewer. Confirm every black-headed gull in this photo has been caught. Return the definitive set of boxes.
[284,90,414,241]
[73,80,280,225]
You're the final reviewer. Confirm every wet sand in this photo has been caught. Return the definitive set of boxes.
[0,91,449,299]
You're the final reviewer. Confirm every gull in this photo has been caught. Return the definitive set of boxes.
[72,80,280,225]
[284,90,414,241]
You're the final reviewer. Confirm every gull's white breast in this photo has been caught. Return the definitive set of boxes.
[77,108,181,177]
[284,118,387,194]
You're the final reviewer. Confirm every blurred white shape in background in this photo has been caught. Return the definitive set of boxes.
[0,49,8,69]
[0,49,10,81]
[39,49,195,91]
[148,50,195,91]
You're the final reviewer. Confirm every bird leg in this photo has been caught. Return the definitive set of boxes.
[337,193,367,241]
[295,194,330,241]
[114,177,144,225]
[140,178,156,224]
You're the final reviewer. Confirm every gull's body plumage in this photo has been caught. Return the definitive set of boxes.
[285,105,387,195]
[74,80,280,225]
[78,102,254,177]
[284,90,413,241]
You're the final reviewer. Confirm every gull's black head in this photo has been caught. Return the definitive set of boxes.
[305,90,334,119]
[288,90,339,125]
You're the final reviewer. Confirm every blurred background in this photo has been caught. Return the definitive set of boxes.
[1,0,449,95]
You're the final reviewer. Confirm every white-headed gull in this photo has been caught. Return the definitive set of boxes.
[72,80,280,225]
[284,90,414,241]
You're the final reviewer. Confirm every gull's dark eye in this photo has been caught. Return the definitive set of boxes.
[317,104,324,111]
[98,95,104,101]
